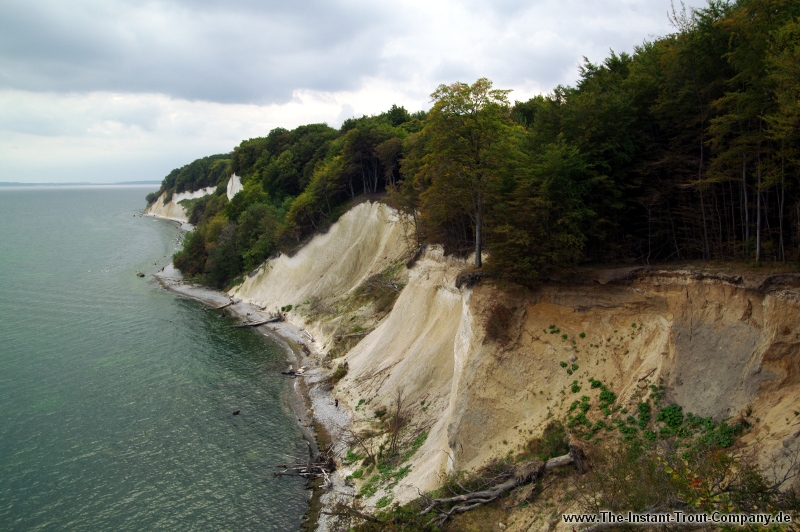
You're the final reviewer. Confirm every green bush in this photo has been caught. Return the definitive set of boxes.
[657,404,684,429]
[331,363,348,384]
[523,421,569,461]
[637,401,651,428]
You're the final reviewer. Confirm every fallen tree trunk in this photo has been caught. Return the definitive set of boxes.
[206,300,233,311]
[231,315,282,328]
[422,443,586,525]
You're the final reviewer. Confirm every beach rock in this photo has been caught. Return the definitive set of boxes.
[136,272,145,277]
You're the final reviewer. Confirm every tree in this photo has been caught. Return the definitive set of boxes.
[416,78,523,267]
[490,138,591,282]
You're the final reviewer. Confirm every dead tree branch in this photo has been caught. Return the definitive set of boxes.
[422,443,586,525]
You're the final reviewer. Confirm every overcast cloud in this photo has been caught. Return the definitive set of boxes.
[0,0,707,184]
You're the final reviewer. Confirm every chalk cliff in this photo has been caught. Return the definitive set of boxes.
[230,201,800,521]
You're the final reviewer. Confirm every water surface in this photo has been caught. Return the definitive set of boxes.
[0,186,308,531]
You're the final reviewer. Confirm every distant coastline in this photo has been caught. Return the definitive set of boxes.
[0,181,161,187]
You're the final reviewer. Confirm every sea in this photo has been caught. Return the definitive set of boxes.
[0,186,309,531]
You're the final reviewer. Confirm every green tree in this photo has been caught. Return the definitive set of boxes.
[416,78,524,267]
[490,138,591,282]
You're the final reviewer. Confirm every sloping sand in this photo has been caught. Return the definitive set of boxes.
[231,201,409,336]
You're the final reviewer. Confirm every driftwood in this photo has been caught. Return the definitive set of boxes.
[273,447,336,486]
[206,300,233,311]
[231,314,282,328]
[421,443,586,525]
[281,366,307,378]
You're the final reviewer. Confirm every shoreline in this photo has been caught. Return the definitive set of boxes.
[152,264,352,530]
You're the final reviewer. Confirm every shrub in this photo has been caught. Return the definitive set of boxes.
[657,404,684,429]
[523,421,569,461]
[637,402,651,428]
[599,389,616,407]
[331,363,348,384]
[376,495,393,509]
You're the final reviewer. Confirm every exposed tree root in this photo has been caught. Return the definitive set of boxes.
[422,443,586,525]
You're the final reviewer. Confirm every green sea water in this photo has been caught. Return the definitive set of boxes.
[0,186,308,530]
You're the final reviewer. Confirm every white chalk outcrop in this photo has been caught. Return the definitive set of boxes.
[231,201,409,322]
[227,173,243,200]
[143,186,215,222]
[145,174,243,222]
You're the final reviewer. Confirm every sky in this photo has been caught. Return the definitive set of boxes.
[0,0,708,184]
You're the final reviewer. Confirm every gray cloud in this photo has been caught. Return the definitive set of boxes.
[0,0,711,183]
[0,0,705,106]
[0,0,390,103]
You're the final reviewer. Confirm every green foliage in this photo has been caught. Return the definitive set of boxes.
[402,431,428,462]
[522,421,570,461]
[599,389,616,408]
[330,363,348,384]
[166,116,407,287]
[344,448,363,465]
[637,401,652,429]
[412,78,525,267]
[695,421,743,450]
[159,0,800,291]
[559,361,568,368]
[657,404,684,429]
[158,154,231,198]
[375,495,393,509]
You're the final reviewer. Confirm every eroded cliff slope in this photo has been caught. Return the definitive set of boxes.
[230,201,800,516]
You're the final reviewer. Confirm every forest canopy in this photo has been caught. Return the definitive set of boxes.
[150,0,800,288]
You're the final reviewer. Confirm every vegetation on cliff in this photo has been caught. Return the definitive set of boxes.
[153,0,799,288]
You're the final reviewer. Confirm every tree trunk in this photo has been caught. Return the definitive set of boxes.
[700,188,710,260]
[743,156,749,246]
[756,153,762,263]
[780,142,785,261]
[729,180,737,252]
[475,206,482,268]
[699,138,710,260]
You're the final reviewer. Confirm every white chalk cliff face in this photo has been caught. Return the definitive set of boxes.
[231,202,408,315]
[231,201,800,508]
[226,174,243,200]
[144,174,243,222]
